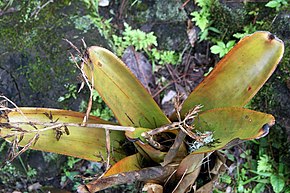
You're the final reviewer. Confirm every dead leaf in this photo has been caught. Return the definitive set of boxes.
[196,152,226,193]
[176,154,204,176]
[161,130,187,166]
[28,182,42,191]
[122,46,156,94]
[172,166,201,193]
[195,181,214,193]
[78,165,176,193]
[164,154,204,192]
[143,183,164,193]
[187,20,198,47]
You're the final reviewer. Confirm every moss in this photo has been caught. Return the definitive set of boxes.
[155,1,187,21]
[209,1,246,41]
[0,1,91,107]
[128,0,187,24]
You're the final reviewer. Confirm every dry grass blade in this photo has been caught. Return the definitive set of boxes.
[64,39,94,126]
[105,129,110,170]
[141,104,202,154]
[0,96,41,165]
[1,121,135,132]
[172,168,188,192]
[0,95,29,121]
[4,133,40,164]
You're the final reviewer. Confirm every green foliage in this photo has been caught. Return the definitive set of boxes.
[191,0,213,31]
[218,140,290,193]
[58,84,78,102]
[219,173,232,184]
[79,90,114,121]
[26,165,37,178]
[191,0,221,41]
[150,48,180,68]
[0,162,22,184]
[74,15,112,40]
[270,175,285,193]
[210,40,235,58]
[61,156,82,191]
[67,156,82,169]
[113,23,180,67]
[251,154,287,193]
[0,0,14,11]
[0,139,7,152]
[265,0,288,11]
[82,0,99,13]
[257,154,272,172]
[233,23,257,39]
[43,152,60,163]
[191,10,210,32]
[73,0,113,41]
[113,23,157,56]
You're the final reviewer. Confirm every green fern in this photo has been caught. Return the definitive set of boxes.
[257,154,272,173]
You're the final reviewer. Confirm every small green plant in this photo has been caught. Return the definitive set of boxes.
[265,0,288,11]
[113,23,180,67]
[218,140,290,193]
[233,24,257,39]
[191,0,221,41]
[58,84,78,103]
[61,156,82,191]
[251,154,287,193]
[26,165,37,178]
[0,162,22,184]
[73,0,113,42]
[210,40,236,58]
[112,23,157,56]
[79,90,114,121]
[149,48,180,70]
[191,0,213,32]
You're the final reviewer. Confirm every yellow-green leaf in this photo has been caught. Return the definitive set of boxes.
[179,31,284,117]
[84,46,170,128]
[190,107,275,154]
[104,153,142,177]
[0,108,126,163]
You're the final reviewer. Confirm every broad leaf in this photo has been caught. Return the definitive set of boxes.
[0,108,126,162]
[104,153,142,177]
[190,107,275,154]
[178,31,284,117]
[84,46,170,128]
[270,175,285,193]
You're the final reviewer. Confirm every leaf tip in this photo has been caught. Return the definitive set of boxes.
[268,33,275,41]
[256,119,275,139]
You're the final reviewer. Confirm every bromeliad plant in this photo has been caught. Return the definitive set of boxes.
[0,31,284,192]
